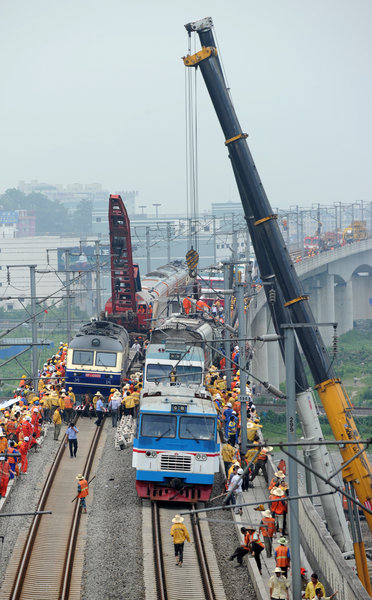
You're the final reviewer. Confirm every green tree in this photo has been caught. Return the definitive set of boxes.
[71,199,93,234]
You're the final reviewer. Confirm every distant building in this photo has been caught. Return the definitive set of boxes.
[211,201,243,218]
[0,210,36,238]
[17,181,138,215]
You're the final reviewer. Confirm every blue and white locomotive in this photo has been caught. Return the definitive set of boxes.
[133,384,220,502]
[65,319,130,399]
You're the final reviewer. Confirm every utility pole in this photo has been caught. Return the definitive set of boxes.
[167,222,171,263]
[65,250,72,344]
[146,227,151,273]
[283,324,301,600]
[236,282,248,454]
[232,228,238,264]
[29,265,38,392]
[244,230,250,283]
[7,265,39,391]
[212,215,217,265]
[94,240,101,317]
[300,210,304,259]
[223,262,232,389]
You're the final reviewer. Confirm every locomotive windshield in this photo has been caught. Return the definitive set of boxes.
[72,350,94,366]
[95,352,117,367]
[179,416,215,440]
[141,414,177,439]
[146,364,202,384]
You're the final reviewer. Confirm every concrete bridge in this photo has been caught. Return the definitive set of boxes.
[248,239,372,387]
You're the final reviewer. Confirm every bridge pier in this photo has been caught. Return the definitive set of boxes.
[352,273,372,320]
[251,304,268,384]
[267,319,280,389]
[335,280,353,335]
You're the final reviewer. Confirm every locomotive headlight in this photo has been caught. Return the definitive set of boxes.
[145,450,157,458]
[196,453,207,461]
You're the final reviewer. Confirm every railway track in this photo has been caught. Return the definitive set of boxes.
[143,501,226,600]
[0,418,103,600]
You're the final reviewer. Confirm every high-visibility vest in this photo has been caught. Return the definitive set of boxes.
[7,447,17,464]
[78,479,89,498]
[243,532,251,550]
[260,516,276,538]
[257,450,268,461]
[63,395,73,409]
[275,545,290,567]
[228,420,237,435]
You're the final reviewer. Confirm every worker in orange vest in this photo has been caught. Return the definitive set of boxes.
[7,441,18,479]
[63,393,74,424]
[270,487,287,534]
[182,297,192,315]
[259,509,276,557]
[196,299,209,312]
[274,537,291,577]
[228,526,252,566]
[76,474,89,513]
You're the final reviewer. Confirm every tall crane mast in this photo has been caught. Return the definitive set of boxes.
[182,17,372,538]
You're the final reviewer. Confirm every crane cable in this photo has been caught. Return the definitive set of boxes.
[185,32,199,252]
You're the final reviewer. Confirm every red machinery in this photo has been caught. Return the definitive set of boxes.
[105,195,189,333]
[105,194,143,332]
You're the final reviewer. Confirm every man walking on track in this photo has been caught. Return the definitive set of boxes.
[65,423,79,458]
[76,474,89,513]
[53,406,62,440]
[94,394,104,426]
[170,514,190,567]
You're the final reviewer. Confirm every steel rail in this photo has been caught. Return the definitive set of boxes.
[190,505,215,600]
[60,421,103,599]
[152,502,167,600]
[9,417,103,600]
[9,424,68,599]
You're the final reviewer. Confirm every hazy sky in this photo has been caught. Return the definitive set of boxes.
[1,1,371,215]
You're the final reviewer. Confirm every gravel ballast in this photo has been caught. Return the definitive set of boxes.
[208,472,258,600]
[82,421,144,600]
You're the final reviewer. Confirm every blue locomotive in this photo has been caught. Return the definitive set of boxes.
[65,319,130,399]
[132,384,220,502]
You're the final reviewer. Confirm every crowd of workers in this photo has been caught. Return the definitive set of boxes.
[0,340,143,500]
[202,364,339,599]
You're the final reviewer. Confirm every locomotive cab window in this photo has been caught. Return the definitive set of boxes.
[179,416,215,440]
[72,350,94,366]
[175,366,202,384]
[141,414,177,439]
[146,364,172,382]
[95,352,117,367]
[146,364,202,384]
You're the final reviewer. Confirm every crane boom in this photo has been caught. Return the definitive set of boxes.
[106,194,141,331]
[183,17,372,533]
